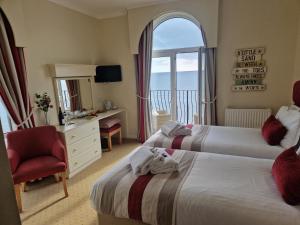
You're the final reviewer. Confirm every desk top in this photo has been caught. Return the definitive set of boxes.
[56,108,124,133]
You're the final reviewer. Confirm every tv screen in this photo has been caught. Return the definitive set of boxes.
[95,65,122,83]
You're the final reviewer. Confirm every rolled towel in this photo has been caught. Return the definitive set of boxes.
[161,121,185,137]
[130,147,154,176]
[150,149,179,174]
[173,127,192,136]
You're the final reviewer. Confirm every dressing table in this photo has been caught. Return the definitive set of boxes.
[50,64,127,177]
[56,109,125,178]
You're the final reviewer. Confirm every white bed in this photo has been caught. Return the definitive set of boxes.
[144,125,284,159]
[90,147,300,225]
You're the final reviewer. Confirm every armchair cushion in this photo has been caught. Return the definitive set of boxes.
[7,149,20,173]
[13,156,66,184]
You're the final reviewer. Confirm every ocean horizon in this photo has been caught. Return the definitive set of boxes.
[150,71,198,90]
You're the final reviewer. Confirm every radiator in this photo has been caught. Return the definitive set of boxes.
[225,108,271,128]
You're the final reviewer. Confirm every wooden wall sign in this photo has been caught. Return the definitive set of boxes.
[232,47,266,92]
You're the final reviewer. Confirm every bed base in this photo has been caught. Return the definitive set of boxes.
[97,213,148,225]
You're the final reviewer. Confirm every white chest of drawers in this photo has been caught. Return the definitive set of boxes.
[57,120,102,178]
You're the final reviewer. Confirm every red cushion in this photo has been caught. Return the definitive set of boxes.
[272,148,300,205]
[13,156,66,184]
[100,123,121,133]
[262,115,287,145]
[293,80,300,107]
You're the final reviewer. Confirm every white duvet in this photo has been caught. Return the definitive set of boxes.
[175,153,300,225]
[145,125,284,159]
[203,126,283,159]
[90,150,300,225]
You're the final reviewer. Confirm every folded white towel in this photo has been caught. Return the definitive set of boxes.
[173,127,192,136]
[161,121,185,137]
[150,149,179,174]
[130,147,154,176]
[161,121,192,137]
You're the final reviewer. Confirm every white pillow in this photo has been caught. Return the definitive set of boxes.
[276,106,300,149]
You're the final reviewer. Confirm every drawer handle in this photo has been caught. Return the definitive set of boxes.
[72,149,77,153]
[94,150,98,154]
[74,162,78,166]
[93,139,97,142]
[71,135,76,139]
[92,127,96,130]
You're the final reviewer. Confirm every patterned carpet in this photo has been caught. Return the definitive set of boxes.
[20,140,140,225]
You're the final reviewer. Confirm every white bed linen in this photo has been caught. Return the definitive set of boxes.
[90,151,300,225]
[145,125,284,159]
[203,126,283,159]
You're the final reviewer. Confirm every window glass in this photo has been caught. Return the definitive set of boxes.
[153,18,204,50]
[0,99,12,133]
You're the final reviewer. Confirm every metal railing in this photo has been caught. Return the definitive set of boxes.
[150,90,198,124]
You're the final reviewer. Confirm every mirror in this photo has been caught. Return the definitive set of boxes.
[55,78,93,112]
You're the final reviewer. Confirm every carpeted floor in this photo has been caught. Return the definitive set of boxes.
[20,140,140,225]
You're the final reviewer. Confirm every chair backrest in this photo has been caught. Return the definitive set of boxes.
[7,126,59,161]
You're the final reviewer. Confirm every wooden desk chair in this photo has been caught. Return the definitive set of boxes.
[100,124,122,151]
[100,118,122,151]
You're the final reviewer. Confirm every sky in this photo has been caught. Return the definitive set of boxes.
[152,18,204,73]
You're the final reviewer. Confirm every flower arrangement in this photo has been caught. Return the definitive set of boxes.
[35,92,53,125]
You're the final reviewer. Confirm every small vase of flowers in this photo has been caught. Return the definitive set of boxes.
[35,92,53,125]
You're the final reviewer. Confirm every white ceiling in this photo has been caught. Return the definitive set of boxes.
[48,0,177,19]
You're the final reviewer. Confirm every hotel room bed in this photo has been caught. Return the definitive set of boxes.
[90,147,300,225]
[144,125,284,159]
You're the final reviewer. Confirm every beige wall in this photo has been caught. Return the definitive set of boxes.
[128,0,219,53]
[293,2,300,83]
[0,0,27,47]
[96,16,137,138]
[22,0,103,125]
[2,0,300,137]
[96,0,300,132]
[217,0,299,124]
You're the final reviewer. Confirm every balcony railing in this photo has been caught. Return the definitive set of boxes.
[150,90,198,124]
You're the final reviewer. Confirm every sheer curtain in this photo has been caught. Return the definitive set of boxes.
[0,11,35,129]
[135,21,153,143]
[199,27,217,125]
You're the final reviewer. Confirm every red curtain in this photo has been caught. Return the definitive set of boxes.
[0,11,35,129]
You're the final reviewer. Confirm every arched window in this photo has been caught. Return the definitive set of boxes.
[150,17,204,127]
[153,18,204,50]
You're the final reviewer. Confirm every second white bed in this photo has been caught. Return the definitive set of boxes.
[144,125,284,159]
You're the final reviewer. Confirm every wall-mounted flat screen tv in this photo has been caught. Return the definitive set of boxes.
[95,65,122,83]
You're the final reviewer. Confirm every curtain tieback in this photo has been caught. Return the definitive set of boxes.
[201,96,217,104]
[16,110,34,128]
[136,95,149,100]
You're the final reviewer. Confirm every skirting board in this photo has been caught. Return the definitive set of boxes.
[98,213,148,225]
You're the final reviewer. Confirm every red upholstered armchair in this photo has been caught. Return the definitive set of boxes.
[6,126,68,212]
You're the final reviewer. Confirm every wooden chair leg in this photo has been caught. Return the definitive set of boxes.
[61,172,68,197]
[108,135,112,151]
[14,184,22,213]
[54,173,61,182]
[119,130,122,145]
[22,182,27,192]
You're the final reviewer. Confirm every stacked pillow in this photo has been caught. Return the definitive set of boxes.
[261,115,287,145]
[276,106,300,149]
[272,148,300,205]
[262,106,300,148]
[270,105,300,205]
